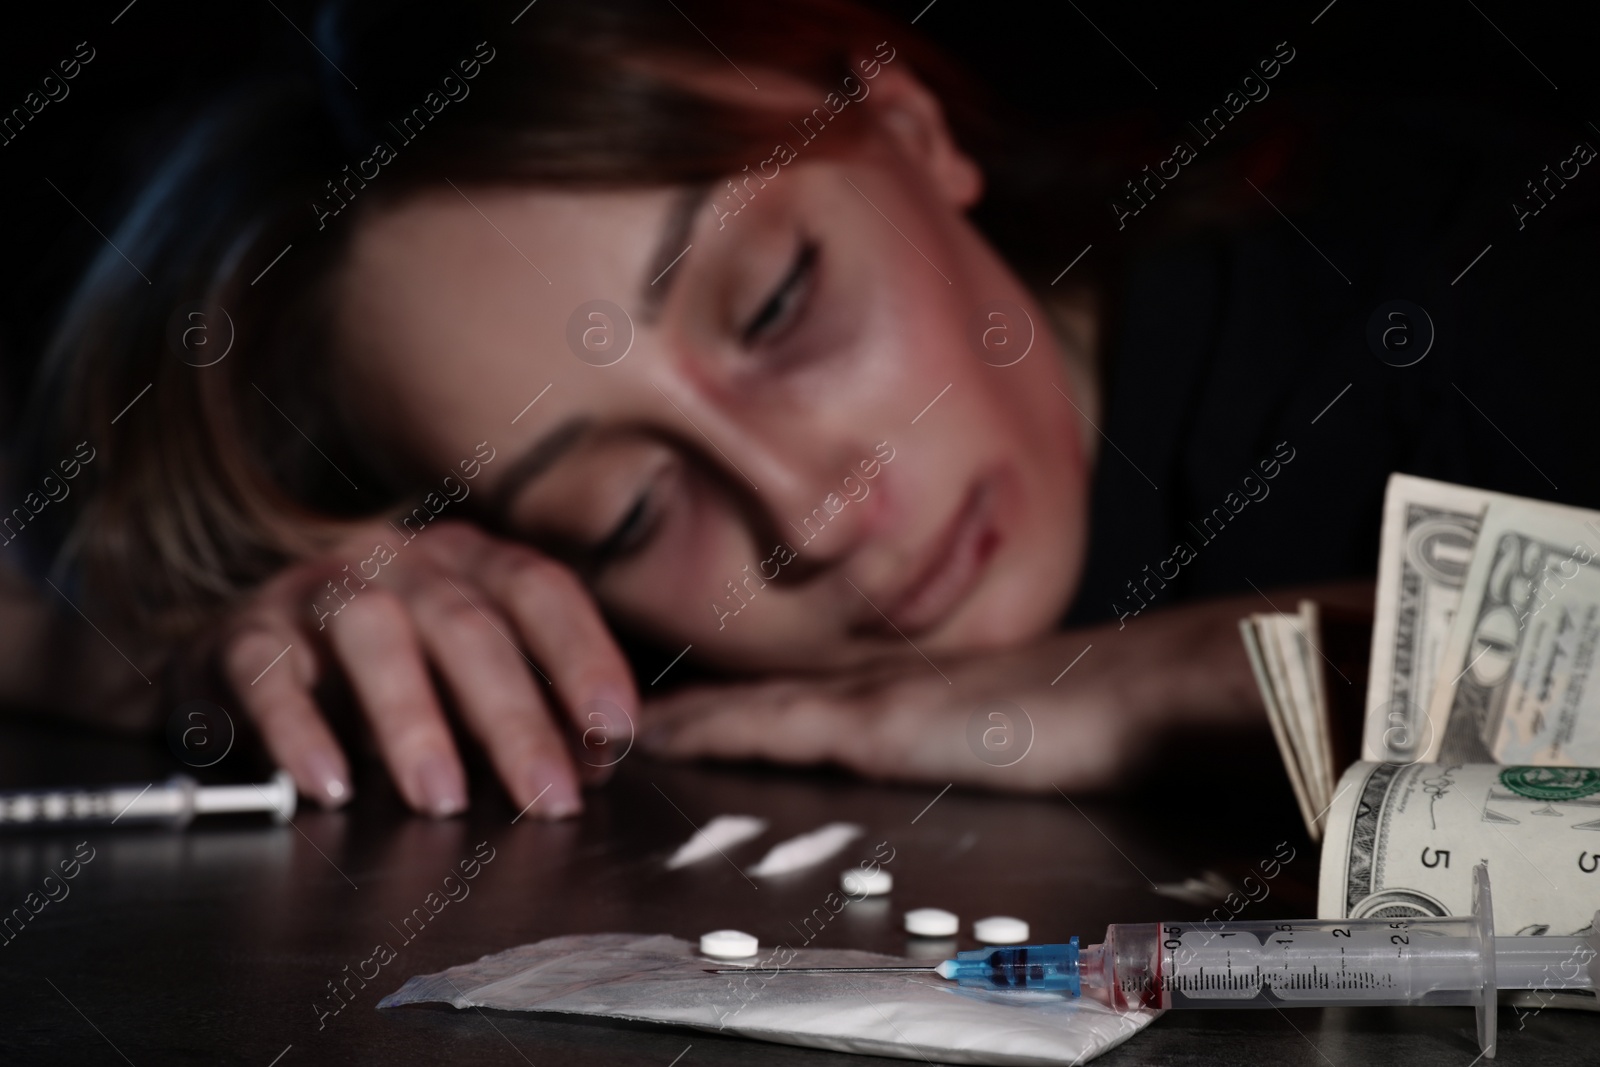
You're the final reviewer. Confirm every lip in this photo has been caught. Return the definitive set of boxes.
[870,478,1001,637]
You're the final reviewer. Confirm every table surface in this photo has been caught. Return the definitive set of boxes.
[0,716,1592,1066]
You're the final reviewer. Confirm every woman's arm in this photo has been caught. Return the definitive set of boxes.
[640,581,1374,791]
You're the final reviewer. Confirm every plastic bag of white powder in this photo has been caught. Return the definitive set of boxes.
[379,933,1157,1065]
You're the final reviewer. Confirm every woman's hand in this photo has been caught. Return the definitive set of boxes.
[216,518,638,818]
[640,593,1282,792]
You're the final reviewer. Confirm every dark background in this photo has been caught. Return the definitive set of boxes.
[3,0,1597,425]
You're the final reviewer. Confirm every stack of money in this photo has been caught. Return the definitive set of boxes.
[1240,602,1338,840]
[1240,598,1369,841]
[1242,474,1600,958]
[1246,474,1600,839]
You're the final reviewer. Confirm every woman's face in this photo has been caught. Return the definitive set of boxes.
[334,68,1091,673]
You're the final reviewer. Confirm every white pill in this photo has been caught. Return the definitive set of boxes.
[699,930,759,959]
[973,916,1030,944]
[841,868,893,896]
[904,907,959,937]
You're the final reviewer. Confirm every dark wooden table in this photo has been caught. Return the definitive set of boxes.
[0,716,1592,1065]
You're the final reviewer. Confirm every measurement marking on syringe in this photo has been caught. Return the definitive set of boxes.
[1166,961,1397,994]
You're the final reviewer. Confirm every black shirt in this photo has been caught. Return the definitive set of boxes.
[1066,109,1600,627]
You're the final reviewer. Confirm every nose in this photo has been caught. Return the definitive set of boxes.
[646,380,878,572]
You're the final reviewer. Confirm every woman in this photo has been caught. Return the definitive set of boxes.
[17,0,1597,817]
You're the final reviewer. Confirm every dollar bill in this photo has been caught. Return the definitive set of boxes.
[1241,614,1321,838]
[1318,761,1600,938]
[1242,618,1310,829]
[1363,475,1502,763]
[1425,499,1600,765]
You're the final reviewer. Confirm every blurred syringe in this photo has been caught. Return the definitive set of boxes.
[0,771,296,829]
[712,866,1598,1059]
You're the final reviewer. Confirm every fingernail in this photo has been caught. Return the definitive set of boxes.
[592,688,638,742]
[520,763,580,820]
[412,754,467,818]
[302,748,352,810]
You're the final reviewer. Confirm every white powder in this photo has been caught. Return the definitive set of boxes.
[1150,871,1232,906]
[665,815,768,870]
[746,822,862,877]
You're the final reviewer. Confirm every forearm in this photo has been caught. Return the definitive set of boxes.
[1026,579,1373,788]
[627,580,1381,796]
[1099,578,1368,719]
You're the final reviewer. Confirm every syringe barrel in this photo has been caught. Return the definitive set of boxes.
[1072,866,1547,1058]
[1087,924,1161,1010]
[1094,915,1493,1011]
[0,776,196,828]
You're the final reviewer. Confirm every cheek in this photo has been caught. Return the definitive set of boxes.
[903,312,1089,645]
[593,477,746,637]
[986,350,1094,635]
[591,487,862,670]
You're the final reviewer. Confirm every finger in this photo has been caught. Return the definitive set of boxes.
[323,588,468,817]
[570,737,618,787]
[641,684,851,766]
[480,549,639,748]
[223,623,351,809]
[409,578,582,819]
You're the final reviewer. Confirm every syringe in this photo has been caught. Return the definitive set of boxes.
[0,771,297,829]
[713,866,1598,1058]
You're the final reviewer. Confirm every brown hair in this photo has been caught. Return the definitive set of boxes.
[22,0,1010,635]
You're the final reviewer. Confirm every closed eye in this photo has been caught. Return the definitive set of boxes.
[591,491,656,566]
[742,240,817,345]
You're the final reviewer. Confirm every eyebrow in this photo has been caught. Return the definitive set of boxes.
[638,183,714,323]
[487,415,594,517]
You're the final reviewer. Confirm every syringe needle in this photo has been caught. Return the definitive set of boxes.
[704,966,934,979]
[705,965,935,975]
[707,943,1085,990]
